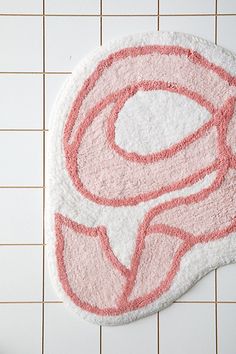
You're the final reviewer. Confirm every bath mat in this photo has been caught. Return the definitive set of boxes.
[47,31,236,326]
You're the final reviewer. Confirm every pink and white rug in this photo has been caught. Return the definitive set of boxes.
[47,32,236,325]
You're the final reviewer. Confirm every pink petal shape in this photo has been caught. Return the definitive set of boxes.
[149,168,236,238]
[55,213,128,314]
[128,231,183,301]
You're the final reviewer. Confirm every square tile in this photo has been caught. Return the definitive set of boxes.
[0,132,42,186]
[217,16,236,52]
[103,17,157,43]
[103,315,157,354]
[45,0,100,14]
[46,17,99,72]
[159,15,215,42]
[0,246,42,301]
[218,304,236,354]
[217,264,236,301]
[0,0,42,13]
[0,304,41,354]
[0,16,42,71]
[218,0,236,14]
[177,271,215,301]
[0,189,42,244]
[103,0,157,15]
[159,303,215,354]
[44,303,99,354]
[0,75,42,129]
[45,74,70,128]
[159,0,215,14]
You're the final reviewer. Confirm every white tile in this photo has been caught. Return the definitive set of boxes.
[218,0,236,14]
[0,304,41,354]
[160,303,215,354]
[178,271,215,301]
[45,0,100,14]
[159,15,215,42]
[0,17,42,71]
[217,264,236,301]
[0,132,42,186]
[0,189,42,244]
[0,75,42,129]
[159,0,215,14]
[0,0,42,13]
[44,247,60,301]
[0,246,42,301]
[217,16,236,52]
[46,74,70,128]
[44,303,99,354]
[218,304,236,354]
[103,315,157,354]
[46,17,99,72]
[103,17,157,43]
[103,0,157,15]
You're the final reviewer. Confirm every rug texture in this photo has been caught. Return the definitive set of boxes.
[47,31,236,325]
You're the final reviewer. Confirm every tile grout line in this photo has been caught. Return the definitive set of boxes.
[0,71,71,74]
[100,0,103,47]
[0,129,49,131]
[0,13,236,17]
[0,186,44,189]
[0,244,46,246]
[0,301,63,304]
[214,2,218,354]
[215,0,218,45]
[41,0,46,353]
[157,0,160,31]
[157,312,160,354]
[215,270,219,354]
[100,1,103,353]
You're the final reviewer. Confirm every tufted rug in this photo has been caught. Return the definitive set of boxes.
[47,32,236,325]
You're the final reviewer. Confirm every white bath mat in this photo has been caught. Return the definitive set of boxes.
[47,31,236,325]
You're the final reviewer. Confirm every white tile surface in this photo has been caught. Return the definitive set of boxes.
[103,16,157,43]
[218,264,236,301]
[0,189,42,244]
[44,247,60,301]
[218,304,236,354]
[0,0,42,13]
[46,17,99,71]
[159,0,215,14]
[0,16,42,71]
[159,303,215,354]
[103,0,157,14]
[218,16,236,52]
[44,303,99,354]
[218,0,236,14]
[159,15,215,42]
[178,271,215,301]
[0,246,42,301]
[45,0,100,14]
[45,74,69,128]
[0,132,42,186]
[103,315,157,354]
[0,74,42,128]
[0,304,41,354]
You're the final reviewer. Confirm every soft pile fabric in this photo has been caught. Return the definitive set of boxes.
[47,31,236,326]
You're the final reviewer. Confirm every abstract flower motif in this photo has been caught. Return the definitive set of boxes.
[55,165,236,314]
[52,37,236,322]
[55,212,185,315]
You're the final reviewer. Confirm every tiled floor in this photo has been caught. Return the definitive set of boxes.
[0,1,236,354]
